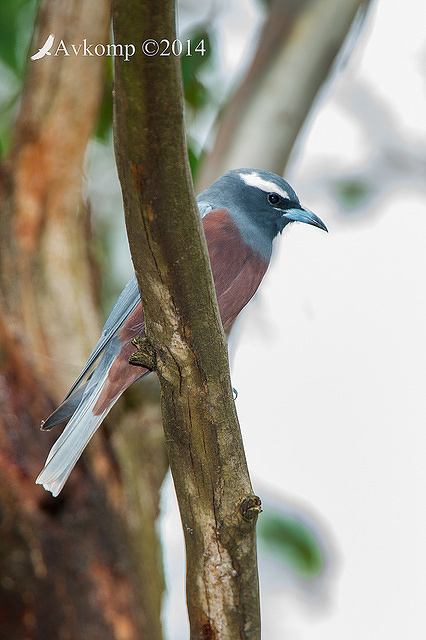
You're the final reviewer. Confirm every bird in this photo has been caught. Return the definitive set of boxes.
[30,34,55,60]
[36,169,327,496]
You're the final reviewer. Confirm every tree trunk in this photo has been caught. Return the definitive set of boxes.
[0,1,167,637]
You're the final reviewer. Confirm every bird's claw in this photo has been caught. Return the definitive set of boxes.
[129,337,157,371]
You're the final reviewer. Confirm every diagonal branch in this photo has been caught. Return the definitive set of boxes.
[112,0,261,637]
[198,0,371,187]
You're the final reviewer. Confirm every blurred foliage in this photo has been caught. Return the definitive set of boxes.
[257,509,323,579]
[181,30,212,178]
[181,31,211,110]
[333,177,371,210]
[0,0,37,152]
[95,57,113,142]
[0,0,37,72]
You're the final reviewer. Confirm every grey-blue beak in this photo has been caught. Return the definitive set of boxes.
[283,207,328,232]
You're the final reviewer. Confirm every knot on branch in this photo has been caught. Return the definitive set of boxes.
[240,495,262,523]
[129,337,157,371]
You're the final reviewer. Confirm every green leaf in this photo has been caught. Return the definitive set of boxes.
[257,510,323,579]
[0,0,37,75]
[333,178,371,210]
[94,61,113,142]
[181,30,212,111]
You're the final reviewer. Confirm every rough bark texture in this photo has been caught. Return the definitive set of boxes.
[1,0,106,396]
[198,0,371,188]
[112,0,261,638]
[0,1,167,638]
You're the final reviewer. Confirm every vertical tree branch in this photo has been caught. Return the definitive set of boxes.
[112,1,261,637]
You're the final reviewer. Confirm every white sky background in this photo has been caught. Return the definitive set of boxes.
[162,0,426,638]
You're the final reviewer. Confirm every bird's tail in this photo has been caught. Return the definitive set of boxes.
[36,352,117,497]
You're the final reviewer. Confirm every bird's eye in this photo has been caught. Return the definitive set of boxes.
[268,193,280,205]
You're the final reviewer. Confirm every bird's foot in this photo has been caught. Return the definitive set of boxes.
[129,337,157,371]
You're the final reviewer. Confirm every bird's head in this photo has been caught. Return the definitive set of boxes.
[197,169,327,260]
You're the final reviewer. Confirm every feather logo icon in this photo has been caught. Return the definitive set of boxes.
[31,34,55,60]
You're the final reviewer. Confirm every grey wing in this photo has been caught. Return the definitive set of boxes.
[41,382,88,430]
[64,273,141,399]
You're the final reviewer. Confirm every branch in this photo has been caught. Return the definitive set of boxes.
[198,0,371,187]
[112,1,261,637]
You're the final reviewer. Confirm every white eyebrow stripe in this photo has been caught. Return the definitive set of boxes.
[239,172,290,200]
